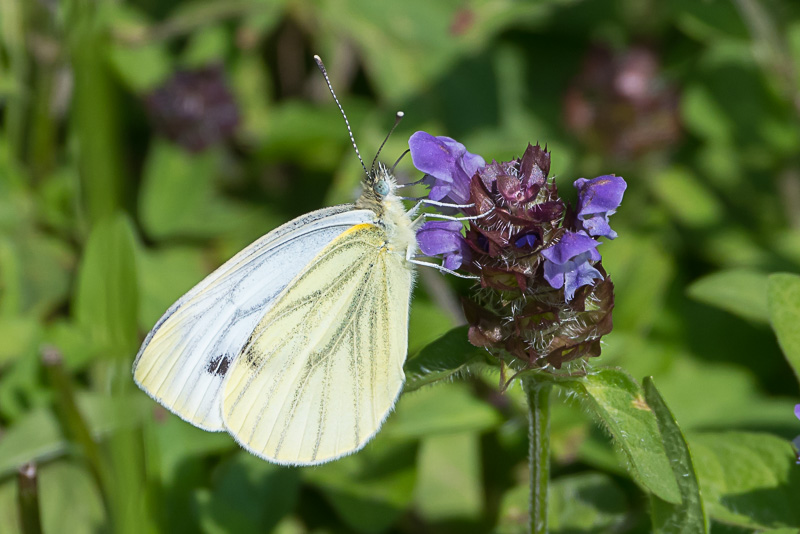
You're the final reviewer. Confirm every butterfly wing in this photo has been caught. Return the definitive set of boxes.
[222,223,413,465]
[133,206,376,430]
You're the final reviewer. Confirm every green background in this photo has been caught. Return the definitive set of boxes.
[2,0,800,532]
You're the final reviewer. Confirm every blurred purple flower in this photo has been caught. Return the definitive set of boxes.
[541,231,603,301]
[416,221,471,270]
[409,131,485,205]
[574,175,627,239]
[145,65,239,152]
[795,404,800,464]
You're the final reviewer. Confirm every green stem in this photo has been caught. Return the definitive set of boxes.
[17,463,43,534]
[522,376,552,534]
[42,346,112,518]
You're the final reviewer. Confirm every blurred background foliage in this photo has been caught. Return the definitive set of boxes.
[1,0,800,532]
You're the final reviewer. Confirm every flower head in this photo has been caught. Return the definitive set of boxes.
[409,134,625,370]
[145,65,239,152]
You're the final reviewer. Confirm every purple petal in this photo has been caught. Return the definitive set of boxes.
[409,131,485,205]
[795,404,800,421]
[514,233,538,249]
[540,231,600,265]
[543,252,603,301]
[582,215,617,240]
[575,175,627,239]
[563,261,603,301]
[416,220,470,270]
[541,231,604,301]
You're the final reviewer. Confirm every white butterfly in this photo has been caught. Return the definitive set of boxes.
[133,56,476,465]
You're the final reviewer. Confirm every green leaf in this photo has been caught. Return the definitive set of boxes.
[150,413,236,484]
[681,84,734,143]
[0,393,150,479]
[497,472,628,534]
[414,431,483,522]
[688,270,769,323]
[304,439,417,534]
[230,53,273,145]
[105,4,172,93]
[136,245,207,330]
[386,382,501,440]
[403,326,490,392]
[73,213,139,356]
[601,233,674,333]
[651,166,724,228]
[552,368,681,504]
[314,0,562,103]
[767,273,800,385]
[0,233,74,319]
[181,25,230,67]
[0,317,41,368]
[198,452,300,533]
[689,432,800,529]
[139,141,225,239]
[644,377,708,534]
[407,297,456,355]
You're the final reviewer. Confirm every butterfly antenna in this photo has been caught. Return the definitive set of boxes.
[391,148,410,173]
[313,55,369,177]
[372,111,404,173]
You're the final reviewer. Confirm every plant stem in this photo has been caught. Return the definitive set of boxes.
[17,463,43,534]
[522,376,552,534]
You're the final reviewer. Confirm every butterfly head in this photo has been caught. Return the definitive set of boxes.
[357,163,399,214]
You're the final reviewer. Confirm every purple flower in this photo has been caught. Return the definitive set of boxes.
[541,231,603,301]
[409,131,485,205]
[795,404,800,464]
[145,65,239,152]
[574,175,627,239]
[416,221,471,270]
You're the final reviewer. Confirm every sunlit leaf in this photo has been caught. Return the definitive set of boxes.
[403,326,490,392]
[136,245,207,330]
[688,269,770,323]
[73,213,139,356]
[601,234,674,333]
[386,382,501,439]
[544,368,681,504]
[651,166,724,228]
[644,377,708,534]
[690,432,800,529]
[767,273,800,385]
[414,431,483,522]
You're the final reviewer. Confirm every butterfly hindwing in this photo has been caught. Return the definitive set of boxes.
[222,223,413,465]
[133,206,376,430]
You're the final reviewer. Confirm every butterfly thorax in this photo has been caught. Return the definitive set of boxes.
[356,165,417,264]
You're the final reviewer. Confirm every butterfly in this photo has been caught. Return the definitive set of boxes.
[132,56,471,466]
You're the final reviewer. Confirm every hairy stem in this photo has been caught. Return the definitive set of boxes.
[522,376,552,534]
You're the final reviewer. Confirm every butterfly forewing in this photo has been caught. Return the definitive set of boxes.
[133,206,376,430]
[222,223,413,465]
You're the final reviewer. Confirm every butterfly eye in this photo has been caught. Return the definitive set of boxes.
[373,180,390,197]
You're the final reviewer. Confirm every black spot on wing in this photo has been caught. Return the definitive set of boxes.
[206,354,231,376]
